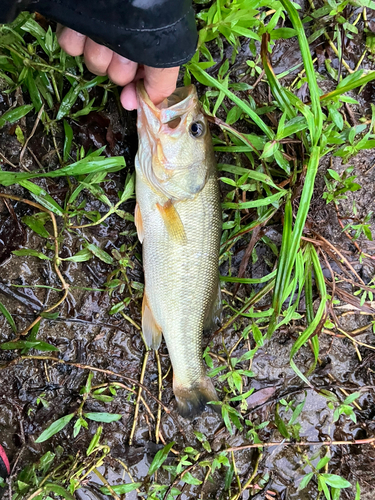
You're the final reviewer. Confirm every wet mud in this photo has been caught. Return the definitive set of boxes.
[1,7,375,500]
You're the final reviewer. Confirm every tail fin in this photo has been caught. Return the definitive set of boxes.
[173,376,221,419]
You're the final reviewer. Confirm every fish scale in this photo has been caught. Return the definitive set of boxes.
[135,83,222,418]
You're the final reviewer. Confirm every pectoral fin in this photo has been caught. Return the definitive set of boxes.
[142,292,162,350]
[134,202,144,243]
[156,200,187,245]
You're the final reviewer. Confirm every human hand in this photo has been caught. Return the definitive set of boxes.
[57,26,180,110]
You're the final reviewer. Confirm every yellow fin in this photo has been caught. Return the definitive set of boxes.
[156,200,187,245]
[142,293,162,350]
[134,202,144,243]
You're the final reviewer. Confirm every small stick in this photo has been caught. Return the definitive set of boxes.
[312,230,366,285]
[129,350,149,445]
[230,451,262,500]
[354,49,367,72]
[19,104,44,164]
[0,193,70,336]
[27,147,44,170]
[199,466,212,500]
[93,468,120,500]
[155,350,163,444]
[0,151,19,170]
[0,355,172,414]
[225,436,375,453]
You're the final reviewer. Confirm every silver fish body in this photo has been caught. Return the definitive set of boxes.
[135,84,221,418]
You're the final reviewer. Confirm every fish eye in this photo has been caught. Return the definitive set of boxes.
[189,121,205,138]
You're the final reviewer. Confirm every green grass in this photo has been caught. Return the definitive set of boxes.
[0,1,374,498]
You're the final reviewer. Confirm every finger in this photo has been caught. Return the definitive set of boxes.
[120,82,138,111]
[143,66,180,105]
[107,53,138,86]
[57,26,86,57]
[84,38,113,76]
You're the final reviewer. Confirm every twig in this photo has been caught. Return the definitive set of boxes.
[129,350,149,446]
[0,355,172,415]
[334,326,375,352]
[155,350,163,444]
[225,436,375,452]
[232,451,241,494]
[233,226,262,296]
[199,466,212,500]
[0,151,19,170]
[312,230,366,285]
[354,49,367,72]
[27,147,44,170]
[344,102,357,126]
[230,451,262,500]
[93,468,120,500]
[210,280,274,340]
[206,115,261,156]
[0,193,70,336]
[19,104,44,164]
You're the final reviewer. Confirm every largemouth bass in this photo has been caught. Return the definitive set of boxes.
[134,83,222,418]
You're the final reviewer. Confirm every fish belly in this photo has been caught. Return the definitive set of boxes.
[137,173,221,413]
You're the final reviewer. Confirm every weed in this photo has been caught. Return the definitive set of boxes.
[35,372,122,443]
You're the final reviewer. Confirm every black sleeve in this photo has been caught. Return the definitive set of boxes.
[0,0,198,68]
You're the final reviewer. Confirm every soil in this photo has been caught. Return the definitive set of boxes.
[0,5,375,500]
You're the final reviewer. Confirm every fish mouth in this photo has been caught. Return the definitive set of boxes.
[136,82,198,126]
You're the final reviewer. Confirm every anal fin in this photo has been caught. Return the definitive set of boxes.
[203,278,222,332]
[134,202,144,243]
[156,200,187,245]
[142,292,162,350]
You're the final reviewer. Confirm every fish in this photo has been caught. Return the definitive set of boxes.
[134,82,222,418]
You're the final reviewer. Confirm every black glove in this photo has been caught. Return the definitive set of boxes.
[0,0,198,68]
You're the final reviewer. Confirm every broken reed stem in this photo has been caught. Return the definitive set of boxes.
[155,350,162,444]
[199,467,212,500]
[0,193,70,336]
[129,350,149,446]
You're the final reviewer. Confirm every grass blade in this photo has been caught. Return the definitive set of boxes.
[188,63,274,139]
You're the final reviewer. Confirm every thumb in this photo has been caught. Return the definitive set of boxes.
[143,66,180,105]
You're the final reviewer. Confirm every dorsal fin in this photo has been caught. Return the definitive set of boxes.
[156,200,187,245]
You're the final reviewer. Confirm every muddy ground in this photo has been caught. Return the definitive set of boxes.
[1,6,375,500]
